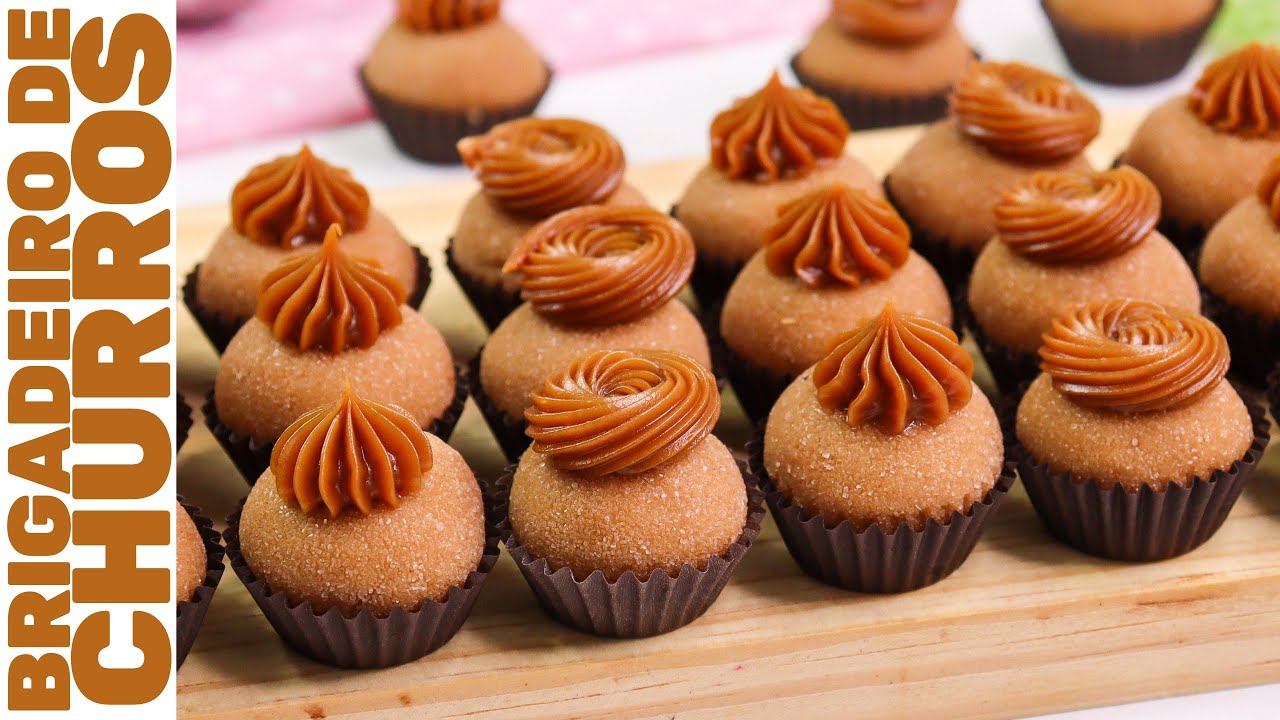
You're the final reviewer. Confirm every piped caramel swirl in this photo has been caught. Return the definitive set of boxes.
[813,304,973,434]
[272,380,432,518]
[763,182,910,286]
[256,224,406,352]
[1188,43,1280,139]
[1259,154,1280,227]
[994,168,1161,264]
[950,62,1100,162]
[524,349,720,476]
[458,117,626,218]
[1039,299,1230,413]
[231,145,370,248]
[503,205,694,325]
[832,0,957,43]
[710,71,849,181]
[397,0,499,31]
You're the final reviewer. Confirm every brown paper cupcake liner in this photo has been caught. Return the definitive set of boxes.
[205,361,469,484]
[177,393,193,453]
[1042,0,1221,86]
[1200,286,1280,389]
[1015,391,1270,562]
[955,287,1040,400]
[491,461,764,638]
[789,53,967,131]
[882,179,978,296]
[359,65,552,165]
[748,427,1015,593]
[1267,365,1280,421]
[716,334,795,424]
[690,249,745,313]
[223,489,500,668]
[177,499,225,669]
[183,247,432,355]
[445,238,523,331]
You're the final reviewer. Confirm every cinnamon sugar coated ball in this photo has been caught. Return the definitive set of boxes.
[509,435,747,581]
[215,308,455,442]
[176,503,206,603]
[969,231,1200,353]
[887,121,1092,251]
[480,302,711,419]
[795,18,972,95]
[721,251,952,376]
[451,183,649,291]
[676,156,881,264]
[238,434,485,614]
[1198,198,1280,320]
[764,371,1003,531]
[1016,374,1254,490]
[195,212,416,322]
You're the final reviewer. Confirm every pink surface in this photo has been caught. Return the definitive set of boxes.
[177,0,827,154]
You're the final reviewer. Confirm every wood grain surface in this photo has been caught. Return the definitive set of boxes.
[175,111,1280,719]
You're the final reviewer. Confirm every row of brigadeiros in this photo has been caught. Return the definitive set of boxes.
[173,46,1279,670]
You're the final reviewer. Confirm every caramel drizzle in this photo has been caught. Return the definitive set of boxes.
[950,62,1100,162]
[272,380,432,518]
[1039,299,1231,413]
[524,349,720,476]
[832,0,958,43]
[458,117,626,218]
[1188,42,1280,139]
[231,144,370,248]
[710,71,849,181]
[813,304,973,434]
[397,0,499,31]
[1259,154,1280,227]
[256,224,406,352]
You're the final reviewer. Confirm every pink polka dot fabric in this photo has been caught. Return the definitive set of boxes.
[177,0,826,154]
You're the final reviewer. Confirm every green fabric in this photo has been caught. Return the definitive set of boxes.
[1209,0,1280,50]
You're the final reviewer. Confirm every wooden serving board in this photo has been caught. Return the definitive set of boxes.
[175,111,1280,720]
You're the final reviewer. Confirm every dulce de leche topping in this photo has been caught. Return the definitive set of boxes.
[1188,43,1280,139]
[764,182,910,287]
[271,380,432,518]
[231,144,370,248]
[950,62,1101,162]
[1039,299,1230,413]
[256,225,406,352]
[502,205,695,326]
[813,304,973,434]
[994,167,1161,264]
[524,349,720,477]
[397,0,499,31]
[458,117,625,218]
[832,0,958,43]
[1259,154,1280,226]
[710,71,849,182]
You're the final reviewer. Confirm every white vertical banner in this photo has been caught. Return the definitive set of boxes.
[1,1,177,718]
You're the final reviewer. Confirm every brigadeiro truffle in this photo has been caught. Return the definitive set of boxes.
[1198,154,1280,386]
[498,348,762,637]
[792,0,976,129]
[752,304,1012,593]
[1122,43,1280,256]
[1015,299,1269,561]
[967,167,1200,396]
[207,225,462,483]
[719,182,951,421]
[184,145,425,353]
[226,382,497,667]
[474,205,712,462]
[360,0,551,163]
[886,61,1099,292]
[1041,0,1221,85]
[447,117,649,329]
[674,71,881,308]
[176,501,223,669]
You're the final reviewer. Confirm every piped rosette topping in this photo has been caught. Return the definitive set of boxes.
[1188,42,1280,139]
[502,205,695,326]
[231,144,371,248]
[832,0,958,43]
[994,167,1161,264]
[813,304,974,434]
[271,380,432,518]
[950,62,1101,162]
[763,182,911,287]
[524,349,720,477]
[256,224,407,352]
[397,0,499,31]
[1039,299,1231,413]
[458,117,626,218]
[710,71,849,182]
[1258,154,1280,227]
